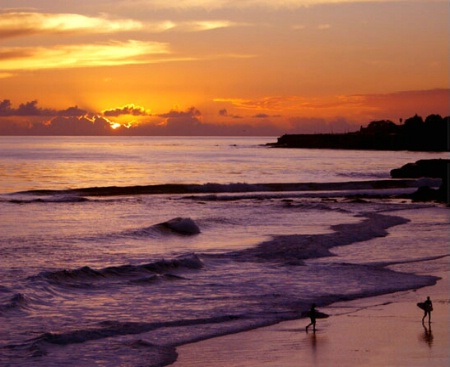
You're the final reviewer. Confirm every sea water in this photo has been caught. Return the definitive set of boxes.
[0,136,448,366]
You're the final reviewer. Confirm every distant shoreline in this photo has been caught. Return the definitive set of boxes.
[268,132,449,152]
[269,113,449,152]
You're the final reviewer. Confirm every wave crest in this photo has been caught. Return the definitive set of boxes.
[31,254,203,287]
[157,217,201,235]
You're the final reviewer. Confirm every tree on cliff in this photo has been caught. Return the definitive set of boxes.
[362,120,398,135]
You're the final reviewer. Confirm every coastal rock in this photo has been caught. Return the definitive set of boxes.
[390,159,449,204]
[390,159,449,179]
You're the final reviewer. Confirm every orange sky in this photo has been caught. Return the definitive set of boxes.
[0,0,449,135]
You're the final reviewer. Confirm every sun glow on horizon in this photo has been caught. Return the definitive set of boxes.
[0,0,447,136]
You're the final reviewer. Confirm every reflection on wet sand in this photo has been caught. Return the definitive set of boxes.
[420,322,433,347]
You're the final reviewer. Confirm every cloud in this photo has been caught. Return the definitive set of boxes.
[158,107,202,119]
[214,96,305,112]
[0,12,143,39]
[0,72,14,79]
[252,113,282,118]
[219,108,280,119]
[0,99,50,116]
[0,99,90,117]
[103,104,151,117]
[129,0,422,11]
[150,20,246,32]
[216,89,450,120]
[347,89,450,121]
[219,109,242,119]
[317,24,332,30]
[58,106,90,117]
[0,102,210,135]
[1,91,447,136]
[0,40,171,71]
[40,115,116,135]
[0,11,246,39]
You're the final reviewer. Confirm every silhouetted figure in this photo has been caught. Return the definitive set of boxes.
[422,296,433,323]
[306,304,318,333]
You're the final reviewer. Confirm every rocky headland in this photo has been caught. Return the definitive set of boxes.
[271,114,449,152]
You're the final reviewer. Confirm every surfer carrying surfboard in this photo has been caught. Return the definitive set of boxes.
[305,304,318,332]
[419,296,433,323]
[304,303,329,332]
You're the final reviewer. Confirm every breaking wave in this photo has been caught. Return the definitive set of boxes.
[29,254,203,287]
[11,179,432,198]
[120,217,201,239]
[0,293,29,314]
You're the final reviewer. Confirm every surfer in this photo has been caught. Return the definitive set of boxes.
[421,296,433,323]
[306,304,318,332]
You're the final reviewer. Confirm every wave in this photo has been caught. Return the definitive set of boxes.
[0,293,30,316]
[29,254,203,287]
[11,178,437,198]
[30,213,414,288]
[2,195,90,204]
[0,293,29,314]
[156,217,201,235]
[32,315,242,346]
[218,213,410,264]
[4,211,443,366]
[117,217,201,241]
[14,314,244,364]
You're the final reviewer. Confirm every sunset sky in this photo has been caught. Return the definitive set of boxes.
[0,0,448,135]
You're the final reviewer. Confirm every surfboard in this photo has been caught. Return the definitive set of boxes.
[417,302,433,312]
[303,310,329,319]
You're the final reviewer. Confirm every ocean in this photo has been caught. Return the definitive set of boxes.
[0,136,448,366]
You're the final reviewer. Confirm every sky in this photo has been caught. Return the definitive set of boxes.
[0,0,449,135]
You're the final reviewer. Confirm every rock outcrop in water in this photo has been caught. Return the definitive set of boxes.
[391,159,449,204]
[271,114,449,152]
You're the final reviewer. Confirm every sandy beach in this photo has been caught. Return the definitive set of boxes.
[172,270,449,367]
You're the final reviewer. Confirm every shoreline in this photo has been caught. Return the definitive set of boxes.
[171,270,449,366]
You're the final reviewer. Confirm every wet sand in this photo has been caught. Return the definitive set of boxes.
[171,271,449,367]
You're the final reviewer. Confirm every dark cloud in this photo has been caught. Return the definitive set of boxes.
[155,107,203,134]
[253,113,270,118]
[0,100,46,116]
[218,108,242,119]
[0,99,89,117]
[219,109,280,120]
[58,106,89,117]
[103,104,150,117]
[158,107,201,119]
[0,99,358,136]
[16,100,48,115]
[252,113,281,119]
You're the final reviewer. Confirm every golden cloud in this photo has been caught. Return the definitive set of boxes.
[214,96,308,111]
[0,11,247,40]
[0,40,171,71]
[130,0,422,10]
[0,12,143,39]
[216,89,450,122]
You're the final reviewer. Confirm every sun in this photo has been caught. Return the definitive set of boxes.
[110,122,121,129]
